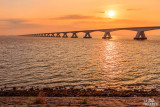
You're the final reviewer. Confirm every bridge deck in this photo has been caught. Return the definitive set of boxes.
[22,26,160,40]
[52,26,160,34]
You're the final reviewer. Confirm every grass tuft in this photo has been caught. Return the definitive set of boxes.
[80,98,88,104]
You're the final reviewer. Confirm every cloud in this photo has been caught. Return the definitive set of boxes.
[70,19,160,30]
[0,19,29,24]
[50,14,100,20]
[0,18,43,35]
[96,11,105,13]
[127,8,141,11]
[0,18,41,30]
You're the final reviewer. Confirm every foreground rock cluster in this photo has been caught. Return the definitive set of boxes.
[0,87,159,97]
[0,97,159,107]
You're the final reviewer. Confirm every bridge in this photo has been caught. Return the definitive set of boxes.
[23,26,160,40]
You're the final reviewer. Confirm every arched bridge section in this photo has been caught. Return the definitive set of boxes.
[22,26,160,40]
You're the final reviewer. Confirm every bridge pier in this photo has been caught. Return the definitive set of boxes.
[43,33,46,37]
[45,33,48,37]
[40,33,43,37]
[42,34,45,37]
[83,32,92,38]
[56,33,61,37]
[134,31,147,40]
[46,33,50,37]
[44,33,47,37]
[62,33,68,38]
[71,33,78,38]
[50,33,55,37]
[102,32,112,39]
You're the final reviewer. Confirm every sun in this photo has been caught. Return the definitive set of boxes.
[105,10,115,18]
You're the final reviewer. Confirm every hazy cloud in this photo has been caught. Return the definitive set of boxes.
[0,19,29,24]
[0,18,41,30]
[50,14,100,20]
[71,19,159,29]
[127,8,141,11]
[96,11,105,13]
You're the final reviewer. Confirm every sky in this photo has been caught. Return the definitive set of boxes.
[0,0,160,35]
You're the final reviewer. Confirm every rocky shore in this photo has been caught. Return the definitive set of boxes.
[0,97,159,107]
[0,87,159,97]
[0,87,159,106]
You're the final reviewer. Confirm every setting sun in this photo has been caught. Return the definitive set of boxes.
[105,10,115,18]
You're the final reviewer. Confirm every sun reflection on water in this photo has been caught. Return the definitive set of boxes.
[102,41,121,82]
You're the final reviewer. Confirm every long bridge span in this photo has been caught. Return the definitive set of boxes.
[23,26,160,40]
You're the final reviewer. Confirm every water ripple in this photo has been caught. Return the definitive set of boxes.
[0,36,159,90]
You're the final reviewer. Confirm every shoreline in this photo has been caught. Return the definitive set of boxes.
[0,97,159,106]
[0,87,159,97]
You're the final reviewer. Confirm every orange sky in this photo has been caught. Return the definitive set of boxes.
[0,0,160,35]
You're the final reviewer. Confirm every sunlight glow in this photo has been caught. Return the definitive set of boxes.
[105,10,115,18]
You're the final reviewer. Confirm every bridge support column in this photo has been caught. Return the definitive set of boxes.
[62,33,68,38]
[48,33,51,37]
[46,33,50,37]
[40,34,42,37]
[45,33,48,37]
[71,33,78,38]
[56,33,61,37]
[134,31,147,40]
[43,33,47,37]
[51,33,55,37]
[102,32,112,39]
[83,32,92,38]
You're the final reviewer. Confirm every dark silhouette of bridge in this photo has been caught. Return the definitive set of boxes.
[22,26,160,40]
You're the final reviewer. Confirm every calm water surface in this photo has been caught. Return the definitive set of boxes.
[0,35,160,90]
